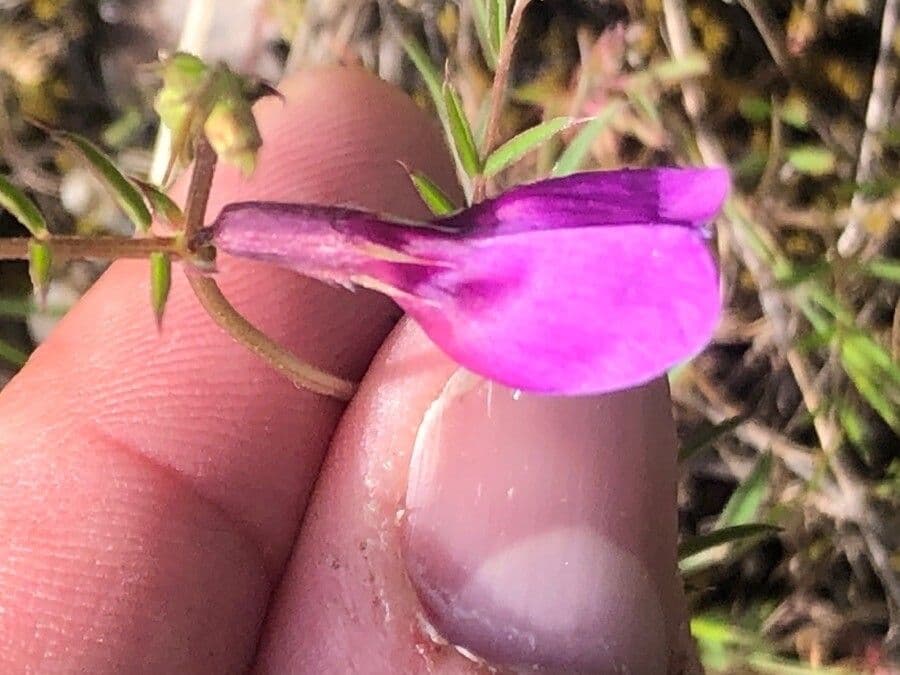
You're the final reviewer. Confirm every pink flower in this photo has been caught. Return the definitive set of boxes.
[204,168,728,395]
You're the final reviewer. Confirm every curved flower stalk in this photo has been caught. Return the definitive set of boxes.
[201,168,729,396]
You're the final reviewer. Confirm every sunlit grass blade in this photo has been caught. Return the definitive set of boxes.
[0,338,28,368]
[552,100,624,177]
[443,82,482,177]
[681,454,774,573]
[718,453,772,528]
[678,414,747,463]
[838,400,878,465]
[491,0,508,55]
[472,0,498,69]
[840,331,900,431]
[150,252,172,329]
[399,163,457,215]
[132,179,185,227]
[400,35,445,117]
[862,257,900,283]
[55,130,152,232]
[483,116,574,177]
[678,523,780,561]
[0,175,48,237]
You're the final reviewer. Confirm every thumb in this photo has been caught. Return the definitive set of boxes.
[255,320,695,674]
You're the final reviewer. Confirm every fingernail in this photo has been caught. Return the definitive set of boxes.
[403,371,680,673]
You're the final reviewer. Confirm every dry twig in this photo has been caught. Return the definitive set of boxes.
[837,0,899,258]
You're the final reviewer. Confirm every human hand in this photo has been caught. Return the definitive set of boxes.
[0,68,696,674]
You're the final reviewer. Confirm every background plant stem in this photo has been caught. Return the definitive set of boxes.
[472,0,531,202]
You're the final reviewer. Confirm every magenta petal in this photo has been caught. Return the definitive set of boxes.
[209,167,727,396]
[439,167,729,237]
[391,224,720,395]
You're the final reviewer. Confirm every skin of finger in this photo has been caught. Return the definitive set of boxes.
[0,67,459,673]
[254,319,692,674]
[253,322,474,673]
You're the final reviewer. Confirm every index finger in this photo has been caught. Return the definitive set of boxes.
[0,67,458,672]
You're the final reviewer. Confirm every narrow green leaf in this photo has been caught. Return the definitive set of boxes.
[678,414,747,463]
[132,179,184,227]
[843,359,900,431]
[847,331,900,383]
[472,0,498,69]
[718,453,772,528]
[840,331,900,430]
[483,116,574,177]
[150,252,172,329]
[552,101,624,176]
[838,401,876,465]
[492,0,508,55]
[678,523,780,561]
[443,83,482,177]
[863,258,900,283]
[0,175,48,237]
[787,145,836,176]
[402,165,457,215]
[56,131,152,232]
[28,240,52,306]
[400,35,445,115]
[0,338,28,367]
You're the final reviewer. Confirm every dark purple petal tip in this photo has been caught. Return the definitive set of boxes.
[208,167,729,396]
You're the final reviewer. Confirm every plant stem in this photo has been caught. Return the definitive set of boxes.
[183,137,217,247]
[186,272,356,400]
[180,134,357,401]
[472,0,532,202]
[0,235,181,260]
